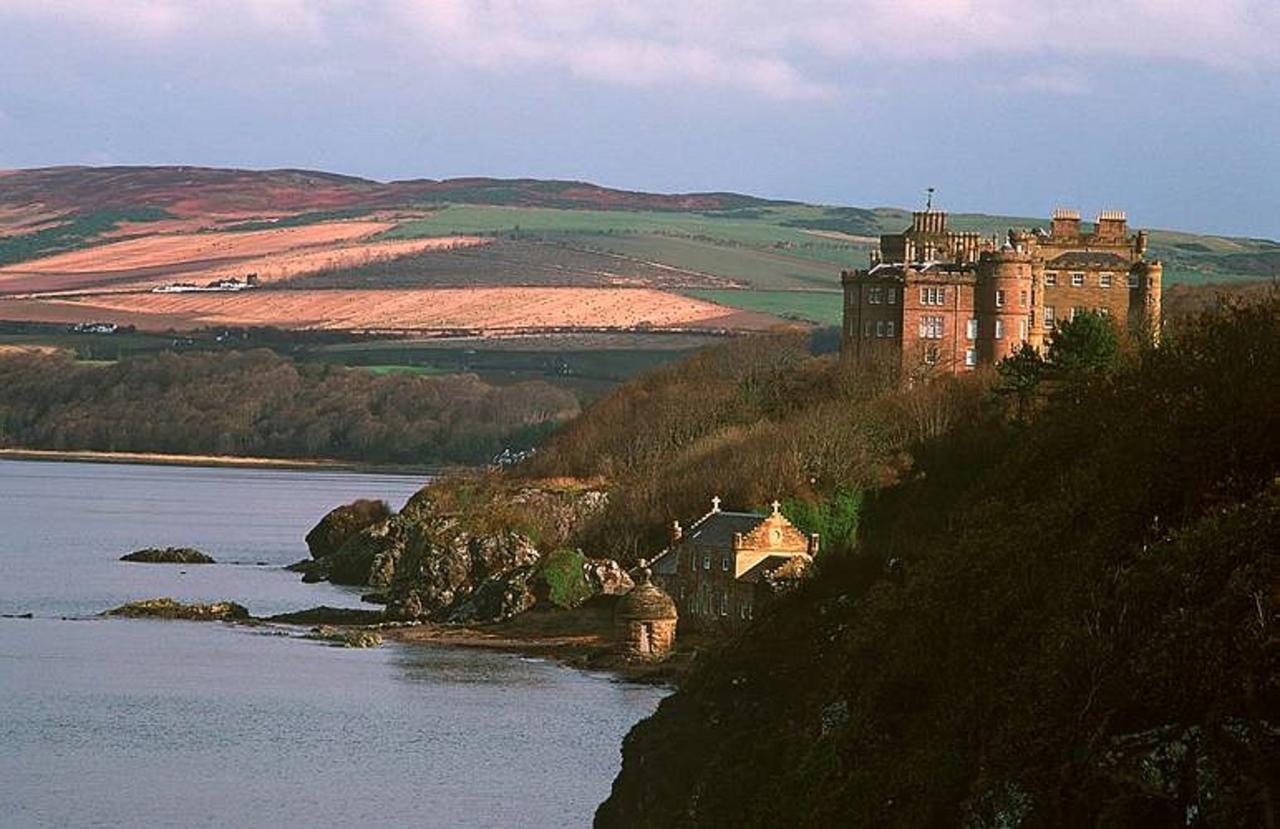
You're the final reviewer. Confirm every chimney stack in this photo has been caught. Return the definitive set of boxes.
[1051,208,1081,239]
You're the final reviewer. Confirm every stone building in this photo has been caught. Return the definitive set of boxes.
[841,205,1162,375]
[614,561,677,660]
[650,497,817,631]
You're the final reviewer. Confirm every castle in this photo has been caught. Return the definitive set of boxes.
[841,205,1162,374]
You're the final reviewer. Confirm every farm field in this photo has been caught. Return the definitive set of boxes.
[684,289,844,325]
[0,221,485,295]
[0,287,779,334]
[0,165,1275,342]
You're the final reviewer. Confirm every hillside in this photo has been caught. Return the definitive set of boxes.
[2,165,1274,338]
[583,298,1280,826]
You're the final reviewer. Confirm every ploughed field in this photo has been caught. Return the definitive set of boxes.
[3,287,777,334]
[1,165,1274,338]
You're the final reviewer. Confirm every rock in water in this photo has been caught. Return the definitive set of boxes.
[120,547,215,564]
[265,606,385,625]
[306,626,383,648]
[305,499,392,559]
[103,598,249,621]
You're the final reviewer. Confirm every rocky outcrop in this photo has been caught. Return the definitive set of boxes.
[120,547,215,564]
[104,598,249,621]
[584,557,634,596]
[298,481,617,625]
[384,518,541,623]
[305,626,383,648]
[305,499,392,560]
[265,606,385,625]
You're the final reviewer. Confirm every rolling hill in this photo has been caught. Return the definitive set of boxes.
[1,165,1275,338]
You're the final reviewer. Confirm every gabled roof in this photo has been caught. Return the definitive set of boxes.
[1046,251,1131,269]
[682,510,768,550]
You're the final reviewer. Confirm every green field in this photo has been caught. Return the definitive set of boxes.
[376,203,1274,322]
[684,289,843,326]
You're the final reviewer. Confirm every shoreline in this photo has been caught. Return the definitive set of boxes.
[378,614,700,686]
[0,447,450,476]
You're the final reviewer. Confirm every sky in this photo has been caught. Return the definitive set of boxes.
[0,0,1277,238]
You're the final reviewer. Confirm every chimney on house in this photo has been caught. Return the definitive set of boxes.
[1095,210,1128,241]
[1051,208,1081,239]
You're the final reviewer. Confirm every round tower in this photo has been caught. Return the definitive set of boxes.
[977,250,1033,363]
[1132,260,1163,342]
[615,561,677,661]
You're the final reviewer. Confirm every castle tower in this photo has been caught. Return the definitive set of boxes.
[977,249,1034,362]
[1131,260,1163,342]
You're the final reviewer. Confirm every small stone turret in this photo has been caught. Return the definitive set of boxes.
[615,559,677,660]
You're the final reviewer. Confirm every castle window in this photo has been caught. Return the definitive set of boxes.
[1097,307,1110,318]
[868,286,884,304]
[1045,272,1058,286]
[995,289,1005,307]
[966,318,978,339]
[995,319,1005,339]
[1100,273,1113,288]
[1128,273,1140,288]
[886,321,895,337]
[703,554,711,570]
[720,592,729,617]
[864,321,873,338]
[924,346,939,365]
[887,288,897,305]
[1044,305,1055,329]
[721,556,730,572]
[1019,319,1027,340]
[919,315,944,339]
[875,320,885,337]
[1020,290,1028,307]
[1071,272,1084,287]
[920,286,946,306]
[965,348,976,367]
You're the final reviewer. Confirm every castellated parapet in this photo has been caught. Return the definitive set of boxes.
[841,205,1162,375]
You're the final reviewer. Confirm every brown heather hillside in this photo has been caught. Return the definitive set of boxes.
[0,166,782,220]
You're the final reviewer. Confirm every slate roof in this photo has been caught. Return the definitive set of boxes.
[1046,251,1130,269]
[682,511,767,550]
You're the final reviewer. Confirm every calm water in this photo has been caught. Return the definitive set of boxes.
[0,460,664,828]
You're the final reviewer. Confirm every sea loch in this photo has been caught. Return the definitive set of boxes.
[0,460,665,828]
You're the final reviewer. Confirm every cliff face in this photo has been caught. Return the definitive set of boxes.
[597,301,1280,827]
[301,479,610,623]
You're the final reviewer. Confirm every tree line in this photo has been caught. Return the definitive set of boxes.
[0,349,580,465]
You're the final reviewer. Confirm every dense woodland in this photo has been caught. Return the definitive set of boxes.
[0,350,578,465]
[589,297,1279,825]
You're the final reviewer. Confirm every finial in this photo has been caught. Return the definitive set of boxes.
[711,495,721,512]
[636,558,652,584]
[925,186,935,211]
[771,499,782,516]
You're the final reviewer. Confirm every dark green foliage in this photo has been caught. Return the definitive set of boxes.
[0,350,578,464]
[996,342,1046,420]
[781,206,882,237]
[0,208,172,265]
[598,297,1280,827]
[1046,309,1122,375]
[780,489,863,555]
[535,548,594,609]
